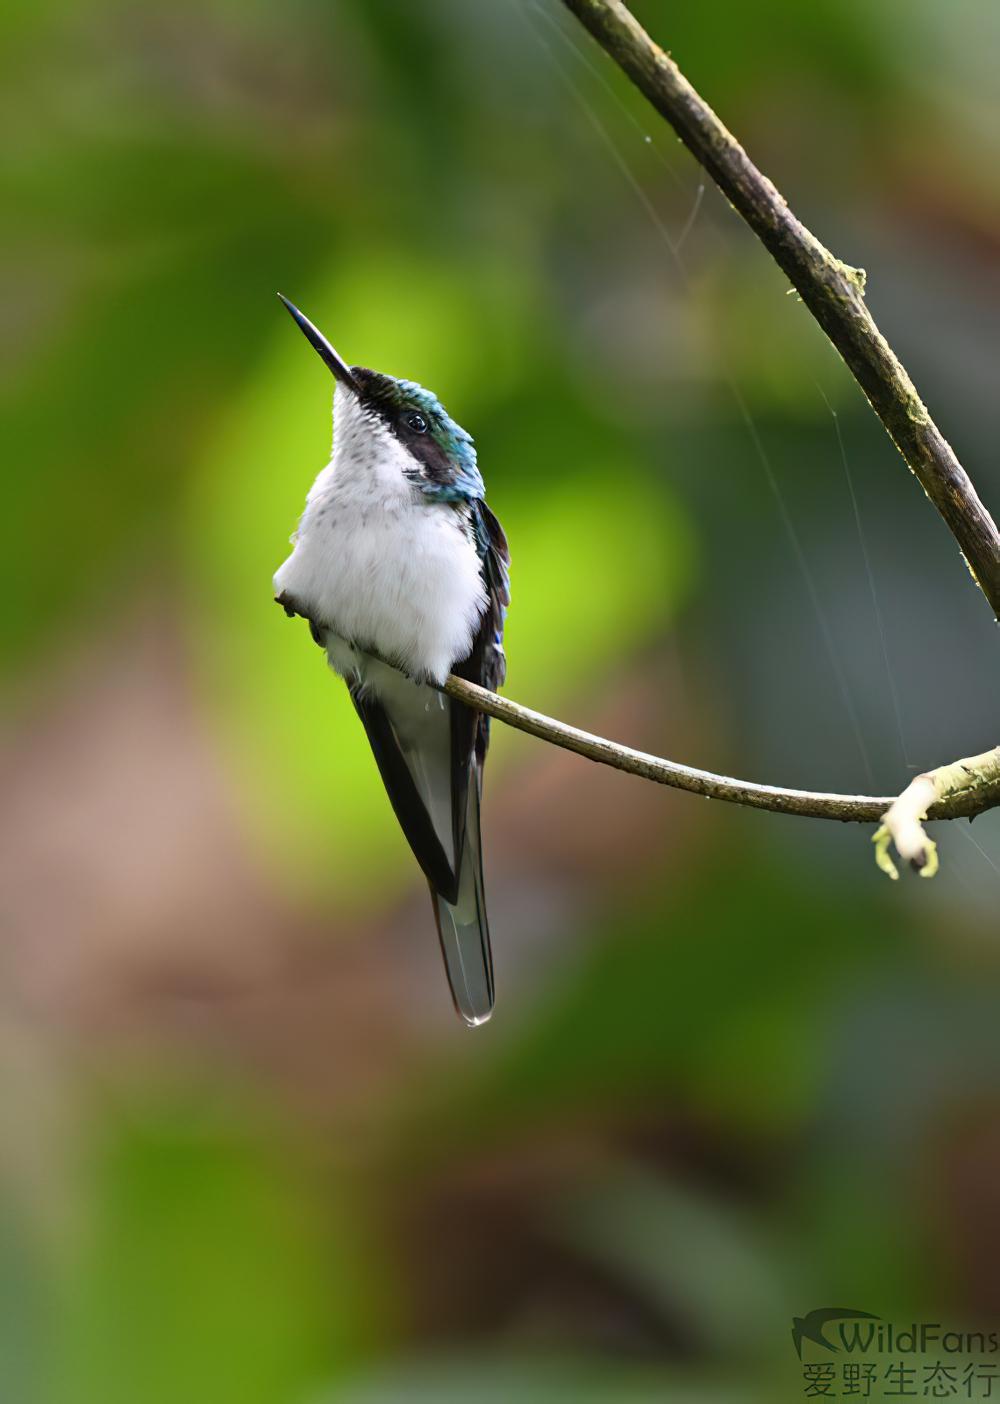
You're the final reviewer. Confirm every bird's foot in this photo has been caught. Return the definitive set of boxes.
[275,590,301,618]
[275,591,325,647]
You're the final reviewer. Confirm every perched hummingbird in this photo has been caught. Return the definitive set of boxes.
[273,296,510,1026]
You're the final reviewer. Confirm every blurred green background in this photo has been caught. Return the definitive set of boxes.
[2,0,1000,1400]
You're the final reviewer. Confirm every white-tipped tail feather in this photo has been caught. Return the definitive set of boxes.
[430,779,494,1026]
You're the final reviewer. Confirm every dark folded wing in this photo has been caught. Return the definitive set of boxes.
[451,498,510,794]
[348,681,460,904]
[429,498,507,1022]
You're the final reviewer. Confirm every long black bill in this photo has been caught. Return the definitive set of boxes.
[277,294,361,393]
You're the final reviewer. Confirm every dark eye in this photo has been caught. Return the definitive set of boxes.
[405,411,428,434]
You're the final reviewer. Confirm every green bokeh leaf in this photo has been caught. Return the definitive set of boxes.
[48,1089,372,1404]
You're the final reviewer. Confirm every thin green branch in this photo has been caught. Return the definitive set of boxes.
[443,675,1000,826]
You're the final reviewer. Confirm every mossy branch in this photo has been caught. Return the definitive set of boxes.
[873,746,1000,879]
[559,0,1000,619]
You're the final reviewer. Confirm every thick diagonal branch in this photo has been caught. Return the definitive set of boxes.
[443,675,1000,826]
[559,0,1000,618]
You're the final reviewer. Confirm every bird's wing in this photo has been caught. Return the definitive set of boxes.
[452,499,510,779]
[424,499,508,1023]
[348,681,458,901]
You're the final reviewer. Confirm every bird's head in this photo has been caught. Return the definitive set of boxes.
[278,294,483,503]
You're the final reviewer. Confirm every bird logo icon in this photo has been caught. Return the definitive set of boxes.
[791,1308,880,1358]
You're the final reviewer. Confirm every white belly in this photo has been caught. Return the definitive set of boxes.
[274,487,487,685]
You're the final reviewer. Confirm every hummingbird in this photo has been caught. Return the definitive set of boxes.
[272,295,510,1027]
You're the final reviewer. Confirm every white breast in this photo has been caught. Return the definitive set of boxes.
[273,387,487,685]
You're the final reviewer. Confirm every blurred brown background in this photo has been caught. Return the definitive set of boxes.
[2,0,1000,1399]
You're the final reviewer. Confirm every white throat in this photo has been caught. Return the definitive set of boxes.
[305,382,418,512]
[273,383,487,684]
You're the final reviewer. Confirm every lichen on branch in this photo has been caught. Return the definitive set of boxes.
[873,746,1000,880]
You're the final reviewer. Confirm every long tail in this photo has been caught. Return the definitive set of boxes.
[347,668,494,1025]
[430,778,494,1026]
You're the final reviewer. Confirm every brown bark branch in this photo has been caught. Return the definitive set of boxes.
[559,0,1000,618]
